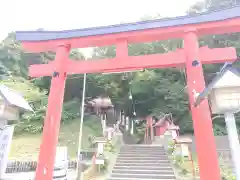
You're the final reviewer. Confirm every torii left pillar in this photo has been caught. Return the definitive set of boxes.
[35,44,70,180]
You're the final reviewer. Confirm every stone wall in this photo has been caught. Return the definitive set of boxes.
[186,135,233,152]
[184,135,235,168]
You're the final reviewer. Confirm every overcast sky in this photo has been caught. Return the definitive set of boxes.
[0,0,203,38]
[1,0,202,56]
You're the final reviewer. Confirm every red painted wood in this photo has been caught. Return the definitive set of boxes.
[184,31,220,180]
[28,47,236,77]
[156,126,166,136]
[155,121,170,136]
[35,45,70,180]
[155,127,160,136]
[116,40,128,59]
[21,18,240,52]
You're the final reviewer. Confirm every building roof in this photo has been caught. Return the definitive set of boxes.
[194,64,240,106]
[0,84,33,111]
[16,6,240,42]
[87,97,113,108]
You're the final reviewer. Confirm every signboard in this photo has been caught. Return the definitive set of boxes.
[53,146,68,179]
[95,158,104,165]
[210,87,240,113]
[55,146,68,164]
[0,125,14,179]
[181,144,190,157]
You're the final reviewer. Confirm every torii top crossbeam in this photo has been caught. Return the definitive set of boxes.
[17,6,240,52]
[16,6,239,77]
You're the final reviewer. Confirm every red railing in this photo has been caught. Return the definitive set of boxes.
[144,116,154,144]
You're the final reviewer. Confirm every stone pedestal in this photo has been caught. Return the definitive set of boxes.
[174,137,192,158]
[93,137,106,157]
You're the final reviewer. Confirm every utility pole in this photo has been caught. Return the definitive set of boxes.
[76,73,87,180]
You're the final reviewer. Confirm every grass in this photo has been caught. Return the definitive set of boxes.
[9,115,102,160]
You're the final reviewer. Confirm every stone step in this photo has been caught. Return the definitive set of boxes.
[108,178,176,180]
[119,151,167,154]
[112,169,175,175]
[113,165,173,171]
[121,146,165,149]
[120,148,166,151]
[120,151,166,154]
[115,162,172,167]
[116,159,170,163]
[119,151,167,155]
[109,144,176,180]
[121,144,164,149]
[118,153,168,158]
[118,155,168,160]
[153,140,165,143]
[117,156,169,160]
[120,150,166,153]
[119,153,167,157]
[110,173,176,179]
[120,149,166,152]
[120,146,165,149]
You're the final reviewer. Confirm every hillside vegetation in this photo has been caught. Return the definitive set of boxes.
[10,115,102,160]
[0,1,240,160]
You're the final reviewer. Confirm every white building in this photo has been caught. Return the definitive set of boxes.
[0,84,32,179]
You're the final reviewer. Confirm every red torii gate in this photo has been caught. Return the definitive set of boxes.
[16,6,240,180]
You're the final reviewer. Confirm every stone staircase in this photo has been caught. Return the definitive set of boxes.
[108,145,176,180]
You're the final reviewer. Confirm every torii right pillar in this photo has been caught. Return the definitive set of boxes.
[184,30,221,180]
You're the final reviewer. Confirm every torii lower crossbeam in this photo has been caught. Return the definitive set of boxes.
[29,47,235,77]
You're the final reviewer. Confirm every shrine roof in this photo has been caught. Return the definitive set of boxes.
[195,63,240,106]
[87,96,113,108]
[0,84,33,111]
[16,6,240,42]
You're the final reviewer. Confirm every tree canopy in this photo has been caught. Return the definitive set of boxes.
[1,0,240,135]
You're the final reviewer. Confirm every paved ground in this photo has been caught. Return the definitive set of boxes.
[119,125,136,144]
[4,170,77,180]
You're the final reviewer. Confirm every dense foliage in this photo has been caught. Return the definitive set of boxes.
[1,0,240,135]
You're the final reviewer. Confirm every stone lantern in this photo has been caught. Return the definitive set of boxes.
[174,137,192,158]
[168,124,180,140]
[104,127,115,140]
[0,85,32,179]
[195,64,240,180]
[93,137,106,165]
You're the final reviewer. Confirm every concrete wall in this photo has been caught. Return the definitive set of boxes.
[183,135,235,152]
[183,135,235,167]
